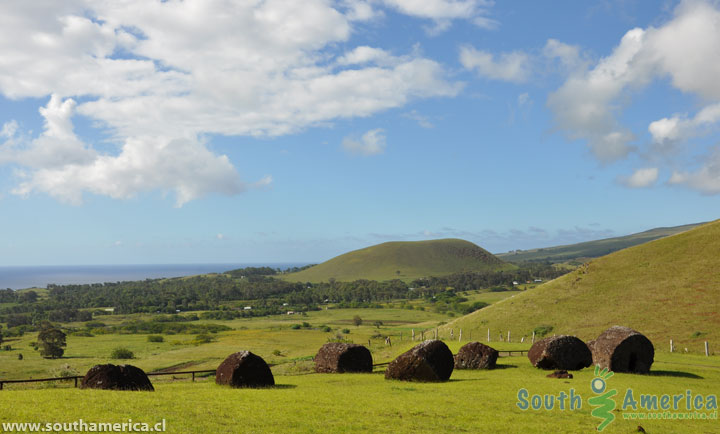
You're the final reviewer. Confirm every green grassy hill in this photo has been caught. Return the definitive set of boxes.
[497,222,704,263]
[282,238,513,283]
[445,220,720,351]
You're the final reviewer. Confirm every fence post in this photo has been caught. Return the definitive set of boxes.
[459,329,462,342]
[705,341,709,357]
[412,329,415,341]
[450,329,454,340]
[532,331,535,344]
[74,377,78,388]
[487,328,490,343]
[192,372,196,382]
[507,330,511,342]
[0,382,3,391]
[670,339,674,353]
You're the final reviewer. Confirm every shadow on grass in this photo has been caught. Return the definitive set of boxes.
[648,370,703,379]
[270,384,298,389]
[492,364,519,370]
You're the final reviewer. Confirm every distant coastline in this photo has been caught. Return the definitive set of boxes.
[0,263,309,290]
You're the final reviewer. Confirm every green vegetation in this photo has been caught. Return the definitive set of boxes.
[447,220,720,351]
[283,238,514,282]
[497,222,704,264]
[110,347,134,359]
[1,351,719,433]
[37,324,66,359]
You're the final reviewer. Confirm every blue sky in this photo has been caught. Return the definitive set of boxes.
[1,0,720,266]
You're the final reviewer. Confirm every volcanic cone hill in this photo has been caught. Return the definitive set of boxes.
[283,238,514,283]
[444,220,720,350]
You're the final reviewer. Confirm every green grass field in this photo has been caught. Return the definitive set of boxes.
[1,348,718,433]
[282,238,513,283]
[447,220,720,352]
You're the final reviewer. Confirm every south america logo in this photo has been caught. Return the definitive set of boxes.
[588,366,617,431]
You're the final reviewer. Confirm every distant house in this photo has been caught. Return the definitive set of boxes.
[512,281,519,286]
[243,306,252,310]
[282,302,289,306]
[534,279,543,283]
[104,308,115,312]
[287,311,295,315]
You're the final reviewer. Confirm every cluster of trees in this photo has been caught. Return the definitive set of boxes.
[0,264,569,325]
[410,263,568,292]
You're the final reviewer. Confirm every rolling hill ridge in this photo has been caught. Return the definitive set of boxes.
[445,220,720,351]
[282,238,514,283]
[497,222,704,263]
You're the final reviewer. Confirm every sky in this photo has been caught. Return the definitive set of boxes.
[2,0,720,266]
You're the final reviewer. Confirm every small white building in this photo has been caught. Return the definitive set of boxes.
[243,306,252,310]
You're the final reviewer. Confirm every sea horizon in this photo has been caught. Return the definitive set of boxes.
[0,263,310,290]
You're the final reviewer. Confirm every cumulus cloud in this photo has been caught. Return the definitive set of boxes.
[648,103,720,151]
[669,147,720,194]
[342,129,387,156]
[0,1,462,205]
[459,46,530,83]
[548,0,720,181]
[617,167,659,188]
[380,0,497,33]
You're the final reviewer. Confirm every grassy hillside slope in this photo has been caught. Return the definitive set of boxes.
[497,222,703,263]
[445,220,720,351]
[283,239,513,283]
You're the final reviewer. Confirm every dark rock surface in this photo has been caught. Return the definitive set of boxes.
[454,342,498,369]
[315,343,373,373]
[215,351,275,388]
[588,326,654,374]
[385,340,454,382]
[546,370,573,379]
[80,364,154,391]
[528,335,592,370]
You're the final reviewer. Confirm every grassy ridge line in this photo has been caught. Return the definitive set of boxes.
[444,220,720,351]
[282,238,514,283]
[497,222,704,263]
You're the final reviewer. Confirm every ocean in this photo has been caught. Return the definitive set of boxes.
[0,263,308,290]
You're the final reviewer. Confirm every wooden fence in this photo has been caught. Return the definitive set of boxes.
[0,369,217,391]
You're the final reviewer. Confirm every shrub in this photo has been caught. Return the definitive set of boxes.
[321,326,332,332]
[302,322,311,328]
[272,349,284,357]
[147,335,164,343]
[341,328,350,334]
[533,325,554,338]
[192,334,214,345]
[110,347,135,359]
[291,324,301,330]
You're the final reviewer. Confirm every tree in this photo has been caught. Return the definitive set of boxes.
[38,325,66,359]
[373,321,383,329]
[352,315,362,327]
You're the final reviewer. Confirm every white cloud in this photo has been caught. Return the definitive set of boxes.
[1,120,18,138]
[337,46,396,66]
[0,1,462,205]
[618,167,659,188]
[669,147,720,194]
[547,28,646,162]
[543,39,585,72]
[380,0,497,32]
[402,110,434,128]
[548,0,720,175]
[342,129,387,156]
[459,46,530,83]
[216,233,225,241]
[648,103,720,151]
